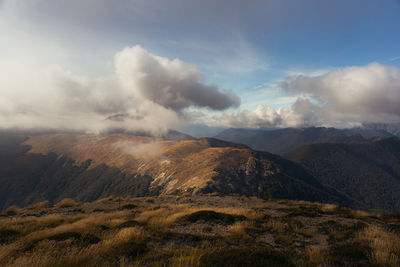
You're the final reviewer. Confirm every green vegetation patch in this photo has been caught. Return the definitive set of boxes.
[179,210,246,225]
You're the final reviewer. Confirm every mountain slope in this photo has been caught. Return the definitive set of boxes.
[215,127,365,155]
[361,122,400,137]
[285,137,400,211]
[0,132,347,210]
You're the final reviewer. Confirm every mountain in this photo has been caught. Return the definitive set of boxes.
[0,132,348,211]
[215,127,365,155]
[285,137,400,211]
[361,122,400,137]
[104,129,194,140]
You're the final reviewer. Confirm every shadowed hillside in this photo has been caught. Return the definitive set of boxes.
[285,137,400,211]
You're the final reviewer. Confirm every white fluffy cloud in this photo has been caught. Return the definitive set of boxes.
[197,63,400,128]
[282,63,400,126]
[115,46,240,111]
[0,45,239,134]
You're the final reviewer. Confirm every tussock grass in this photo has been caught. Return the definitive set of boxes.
[264,218,287,233]
[134,204,256,228]
[3,206,21,216]
[358,224,400,266]
[320,203,338,213]
[228,221,254,236]
[1,195,398,266]
[95,195,114,203]
[26,201,50,210]
[55,198,80,208]
[307,245,328,265]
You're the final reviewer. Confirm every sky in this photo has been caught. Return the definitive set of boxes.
[0,0,400,136]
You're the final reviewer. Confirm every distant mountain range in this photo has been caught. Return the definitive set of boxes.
[361,122,400,137]
[0,132,347,210]
[214,125,396,155]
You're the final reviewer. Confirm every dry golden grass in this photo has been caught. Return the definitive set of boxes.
[83,225,146,259]
[307,245,328,264]
[288,220,313,237]
[320,203,338,213]
[213,207,261,220]
[95,195,114,203]
[351,209,371,218]
[358,224,400,266]
[134,203,259,228]
[264,218,287,233]
[0,210,141,266]
[26,201,50,210]
[73,211,131,228]
[0,214,84,236]
[55,198,80,208]
[135,204,199,227]
[228,221,254,236]
[1,196,398,266]
[168,249,205,267]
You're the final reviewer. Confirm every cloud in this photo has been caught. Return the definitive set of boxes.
[196,63,400,129]
[114,140,164,159]
[115,45,240,111]
[190,104,302,128]
[281,62,400,125]
[0,45,238,134]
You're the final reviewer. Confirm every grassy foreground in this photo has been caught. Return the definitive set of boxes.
[1,195,400,266]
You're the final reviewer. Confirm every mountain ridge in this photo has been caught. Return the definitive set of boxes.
[214,127,368,155]
[0,132,348,210]
[285,137,400,211]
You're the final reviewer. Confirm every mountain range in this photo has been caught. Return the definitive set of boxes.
[2,124,400,212]
[214,126,395,155]
[0,132,347,210]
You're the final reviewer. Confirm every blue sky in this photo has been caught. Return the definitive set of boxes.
[1,0,400,135]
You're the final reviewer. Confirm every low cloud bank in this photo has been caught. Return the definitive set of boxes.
[114,140,164,159]
[0,45,239,135]
[197,63,400,129]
